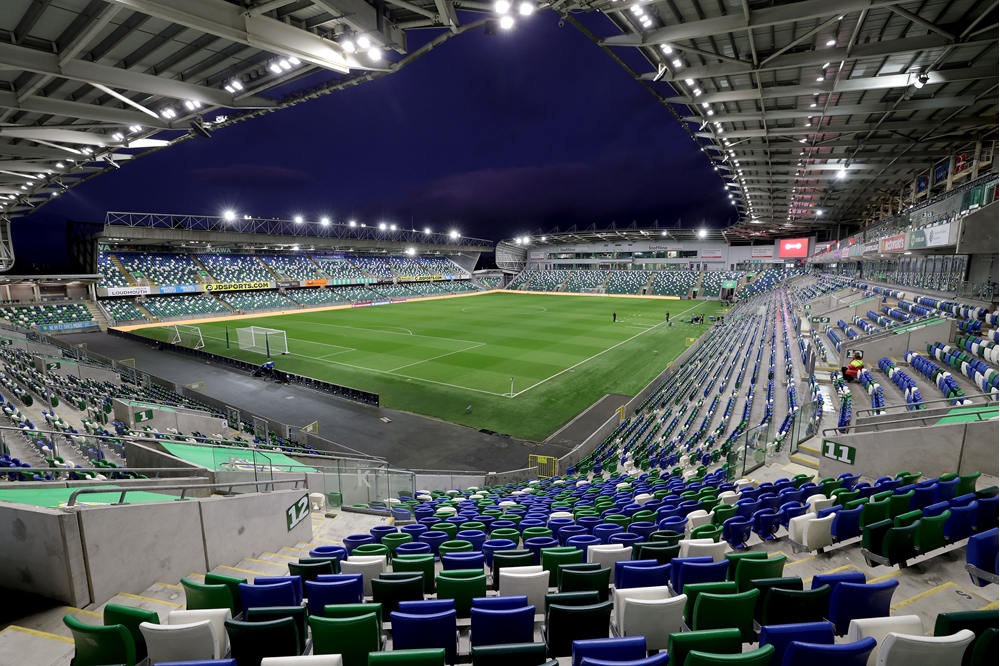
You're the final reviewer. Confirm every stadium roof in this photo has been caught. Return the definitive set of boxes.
[587,0,998,236]
[1,0,996,237]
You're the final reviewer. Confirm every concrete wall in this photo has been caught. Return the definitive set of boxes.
[112,398,228,433]
[78,498,207,604]
[35,357,121,385]
[958,420,998,476]
[123,440,210,479]
[486,466,539,486]
[414,473,486,493]
[199,488,313,570]
[819,420,998,480]
[0,504,89,607]
[956,202,998,255]
[836,319,954,366]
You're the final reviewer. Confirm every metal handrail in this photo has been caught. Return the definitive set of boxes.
[65,477,307,506]
[822,404,999,435]
[855,393,998,417]
[29,467,209,475]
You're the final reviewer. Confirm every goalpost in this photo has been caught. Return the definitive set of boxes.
[167,324,205,350]
[236,326,289,356]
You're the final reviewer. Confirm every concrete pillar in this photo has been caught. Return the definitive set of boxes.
[971,138,983,179]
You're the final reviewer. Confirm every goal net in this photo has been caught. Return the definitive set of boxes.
[236,326,288,356]
[167,324,205,350]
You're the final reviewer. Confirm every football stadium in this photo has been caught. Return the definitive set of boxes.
[0,1,998,665]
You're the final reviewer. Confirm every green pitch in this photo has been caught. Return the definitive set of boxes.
[134,293,718,441]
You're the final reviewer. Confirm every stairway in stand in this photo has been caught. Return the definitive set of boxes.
[83,301,109,332]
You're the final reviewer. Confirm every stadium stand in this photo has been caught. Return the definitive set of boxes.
[335,286,382,302]
[201,254,275,283]
[97,253,130,288]
[141,295,229,319]
[102,300,149,323]
[565,270,609,293]
[350,257,394,280]
[285,288,350,306]
[476,276,504,290]
[701,272,744,298]
[262,255,326,280]
[606,271,652,295]
[649,271,699,296]
[0,303,94,328]
[114,252,201,286]
[315,259,371,282]
[222,291,295,312]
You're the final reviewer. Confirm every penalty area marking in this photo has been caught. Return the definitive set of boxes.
[509,301,705,399]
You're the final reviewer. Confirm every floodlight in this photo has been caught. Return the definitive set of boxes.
[269,63,282,74]
[816,210,823,216]
[500,15,514,28]
[826,39,836,46]
[660,44,672,54]
[816,76,824,81]
[424,227,431,234]
[685,78,694,85]
[244,214,250,219]
[495,0,511,12]
[289,57,301,65]
[406,247,415,255]
[697,229,707,238]
[837,169,847,179]
[914,74,928,88]
[541,236,547,241]
[112,132,124,141]
[231,79,243,90]
[630,5,642,14]
[449,230,459,239]
[661,231,667,236]
[342,39,356,53]
[294,216,303,224]
[321,217,330,226]
[390,224,397,231]
[279,59,291,70]
[515,238,522,245]
[368,47,381,61]
[56,162,64,168]
[349,220,357,227]
[292,244,300,250]
[379,222,387,230]
[519,1,534,14]
[672,59,682,67]
[223,210,236,221]
[358,35,372,49]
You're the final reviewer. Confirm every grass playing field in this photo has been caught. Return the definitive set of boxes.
[132,292,719,441]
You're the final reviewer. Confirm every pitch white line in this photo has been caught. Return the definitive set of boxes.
[295,320,480,345]
[200,332,507,396]
[509,301,705,399]
[386,342,486,373]
[318,348,356,360]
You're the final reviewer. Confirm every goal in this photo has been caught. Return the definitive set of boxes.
[236,326,288,356]
[167,324,204,350]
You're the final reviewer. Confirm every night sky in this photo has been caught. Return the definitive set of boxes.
[17,10,734,265]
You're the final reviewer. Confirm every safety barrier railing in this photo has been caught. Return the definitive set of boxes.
[855,392,997,418]
[65,477,307,506]
[822,404,999,435]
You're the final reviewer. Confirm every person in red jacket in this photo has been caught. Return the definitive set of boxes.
[843,352,864,381]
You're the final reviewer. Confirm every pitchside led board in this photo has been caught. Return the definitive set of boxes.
[778,238,810,258]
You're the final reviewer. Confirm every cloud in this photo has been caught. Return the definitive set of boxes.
[366,151,734,232]
[191,164,314,189]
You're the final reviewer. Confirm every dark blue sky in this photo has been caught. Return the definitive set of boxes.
[18,10,733,262]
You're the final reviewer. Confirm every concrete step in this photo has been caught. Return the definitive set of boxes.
[0,625,75,666]
[789,451,820,469]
